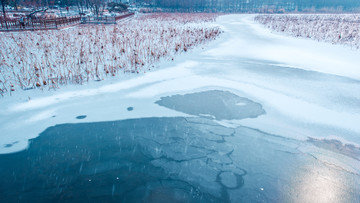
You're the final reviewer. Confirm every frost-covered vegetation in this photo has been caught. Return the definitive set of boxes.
[255,14,360,49]
[0,13,221,96]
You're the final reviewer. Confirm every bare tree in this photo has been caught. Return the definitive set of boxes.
[1,0,9,29]
[75,0,87,14]
[9,0,19,11]
[89,0,105,17]
[1,0,8,19]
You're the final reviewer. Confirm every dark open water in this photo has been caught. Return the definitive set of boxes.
[1,90,359,202]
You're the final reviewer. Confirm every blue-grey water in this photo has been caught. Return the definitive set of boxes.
[0,90,359,202]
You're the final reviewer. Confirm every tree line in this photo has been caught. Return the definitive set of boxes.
[1,0,129,19]
[137,0,360,12]
[2,0,360,18]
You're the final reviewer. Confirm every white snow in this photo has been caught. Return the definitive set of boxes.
[1,14,360,155]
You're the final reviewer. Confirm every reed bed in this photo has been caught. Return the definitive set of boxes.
[255,14,360,49]
[0,13,222,96]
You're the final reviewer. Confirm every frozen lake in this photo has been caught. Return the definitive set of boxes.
[1,15,360,202]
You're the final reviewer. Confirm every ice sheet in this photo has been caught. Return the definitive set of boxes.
[1,14,360,156]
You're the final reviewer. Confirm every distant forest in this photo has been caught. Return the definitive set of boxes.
[135,0,360,12]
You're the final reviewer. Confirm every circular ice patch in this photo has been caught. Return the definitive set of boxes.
[155,90,265,120]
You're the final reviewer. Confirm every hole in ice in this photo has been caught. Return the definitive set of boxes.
[76,115,87,119]
[3,141,19,148]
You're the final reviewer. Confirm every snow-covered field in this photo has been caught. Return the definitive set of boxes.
[255,14,360,49]
[0,13,220,95]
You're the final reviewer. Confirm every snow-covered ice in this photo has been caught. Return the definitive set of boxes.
[0,14,360,202]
